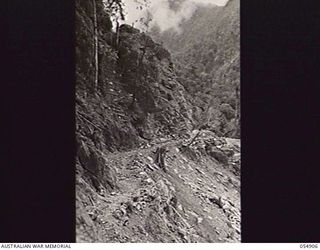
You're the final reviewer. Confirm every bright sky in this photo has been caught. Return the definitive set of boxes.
[122,0,229,32]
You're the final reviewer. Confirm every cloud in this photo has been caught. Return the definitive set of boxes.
[122,0,229,32]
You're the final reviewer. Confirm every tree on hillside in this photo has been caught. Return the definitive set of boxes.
[92,0,99,93]
[90,0,153,94]
[104,0,125,20]
[90,0,126,94]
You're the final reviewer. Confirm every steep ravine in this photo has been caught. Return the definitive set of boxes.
[76,0,240,243]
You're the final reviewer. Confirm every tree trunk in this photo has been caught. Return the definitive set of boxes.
[115,20,120,48]
[92,0,99,93]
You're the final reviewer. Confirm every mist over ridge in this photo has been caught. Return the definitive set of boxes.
[122,0,229,32]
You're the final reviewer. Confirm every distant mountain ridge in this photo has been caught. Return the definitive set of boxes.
[150,0,240,138]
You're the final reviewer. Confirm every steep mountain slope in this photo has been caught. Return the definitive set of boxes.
[151,0,240,138]
[76,0,240,243]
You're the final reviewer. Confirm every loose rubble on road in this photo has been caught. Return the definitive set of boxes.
[76,131,240,243]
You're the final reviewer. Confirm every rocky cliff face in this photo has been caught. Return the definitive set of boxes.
[76,0,240,243]
[76,0,192,149]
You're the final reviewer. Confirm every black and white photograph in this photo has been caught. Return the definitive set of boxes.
[75,0,240,242]
[4,0,320,245]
